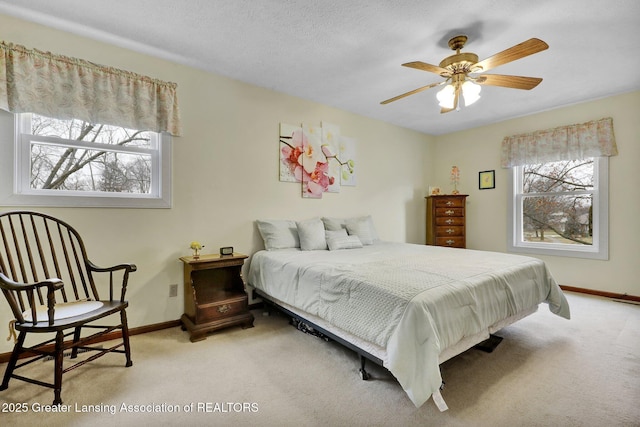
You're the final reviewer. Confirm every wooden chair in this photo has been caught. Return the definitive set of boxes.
[0,211,136,405]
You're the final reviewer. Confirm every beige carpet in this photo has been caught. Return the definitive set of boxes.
[1,292,638,427]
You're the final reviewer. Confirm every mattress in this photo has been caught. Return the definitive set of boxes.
[247,241,570,409]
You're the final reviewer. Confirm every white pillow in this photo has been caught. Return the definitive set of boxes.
[325,229,348,240]
[345,218,374,245]
[322,216,348,232]
[322,215,379,241]
[296,218,328,251]
[256,219,300,250]
[327,234,363,251]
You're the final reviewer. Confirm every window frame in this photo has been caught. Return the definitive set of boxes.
[507,156,609,260]
[0,111,172,208]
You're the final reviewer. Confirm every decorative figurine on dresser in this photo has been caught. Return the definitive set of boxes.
[179,251,254,342]
[425,194,468,248]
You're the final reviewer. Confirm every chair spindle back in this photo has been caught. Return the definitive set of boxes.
[0,211,99,318]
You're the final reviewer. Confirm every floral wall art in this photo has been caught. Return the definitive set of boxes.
[279,122,356,198]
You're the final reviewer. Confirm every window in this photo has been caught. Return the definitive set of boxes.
[0,111,171,208]
[508,157,608,259]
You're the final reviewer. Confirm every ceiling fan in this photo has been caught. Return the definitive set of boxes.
[380,35,548,113]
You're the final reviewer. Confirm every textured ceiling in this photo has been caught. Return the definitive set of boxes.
[1,0,639,135]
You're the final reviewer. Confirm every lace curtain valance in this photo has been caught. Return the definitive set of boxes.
[500,117,617,168]
[0,41,182,136]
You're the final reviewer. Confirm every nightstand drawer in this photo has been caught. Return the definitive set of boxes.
[196,294,248,323]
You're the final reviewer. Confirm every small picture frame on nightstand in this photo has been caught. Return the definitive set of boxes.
[479,170,495,190]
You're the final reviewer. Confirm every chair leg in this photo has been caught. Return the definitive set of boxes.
[1,331,26,391]
[120,310,133,367]
[53,330,64,405]
[70,326,82,359]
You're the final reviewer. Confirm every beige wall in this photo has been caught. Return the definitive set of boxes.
[433,91,640,296]
[0,14,435,353]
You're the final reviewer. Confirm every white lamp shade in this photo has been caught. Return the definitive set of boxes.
[437,84,455,109]
[462,81,481,106]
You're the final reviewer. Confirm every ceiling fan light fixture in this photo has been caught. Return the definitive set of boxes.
[462,80,481,106]
[381,36,547,113]
[437,84,455,109]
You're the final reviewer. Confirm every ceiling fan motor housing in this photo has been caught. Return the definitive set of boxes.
[439,52,479,74]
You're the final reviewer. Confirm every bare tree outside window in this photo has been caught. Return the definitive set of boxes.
[28,114,153,194]
[521,159,594,245]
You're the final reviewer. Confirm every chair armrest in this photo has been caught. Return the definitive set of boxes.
[1,272,64,325]
[86,261,137,274]
[85,260,137,301]
[0,271,64,292]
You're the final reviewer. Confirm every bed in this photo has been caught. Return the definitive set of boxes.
[246,217,571,410]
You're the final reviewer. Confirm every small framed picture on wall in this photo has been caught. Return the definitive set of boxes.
[479,170,495,190]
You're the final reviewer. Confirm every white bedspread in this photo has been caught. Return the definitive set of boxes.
[247,242,570,408]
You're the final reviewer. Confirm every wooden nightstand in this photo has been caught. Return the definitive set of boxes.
[179,253,254,342]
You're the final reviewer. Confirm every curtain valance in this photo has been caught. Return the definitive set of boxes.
[500,117,617,168]
[0,41,182,136]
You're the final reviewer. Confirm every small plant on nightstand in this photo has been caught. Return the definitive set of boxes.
[189,241,204,259]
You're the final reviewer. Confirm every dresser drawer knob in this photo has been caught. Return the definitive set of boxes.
[217,304,231,314]
[445,210,454,215]
[445,219,453,224]
[446,240,455,245]
[446,228,454,234]
[446,201,453,206]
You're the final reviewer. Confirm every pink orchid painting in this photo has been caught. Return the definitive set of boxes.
[279,122,356,198]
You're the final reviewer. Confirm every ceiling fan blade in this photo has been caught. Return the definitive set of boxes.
[380,81,444,105]
[402,61,450,76]
[475,74,543,90]
[473,38,548,73]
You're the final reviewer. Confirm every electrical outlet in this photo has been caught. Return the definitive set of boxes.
[169,284,178,297]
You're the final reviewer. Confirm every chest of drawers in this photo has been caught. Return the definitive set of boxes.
[425,195,468,248]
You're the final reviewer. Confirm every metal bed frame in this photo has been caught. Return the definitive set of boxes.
[254,288,382,380]
[254,288,502,386]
